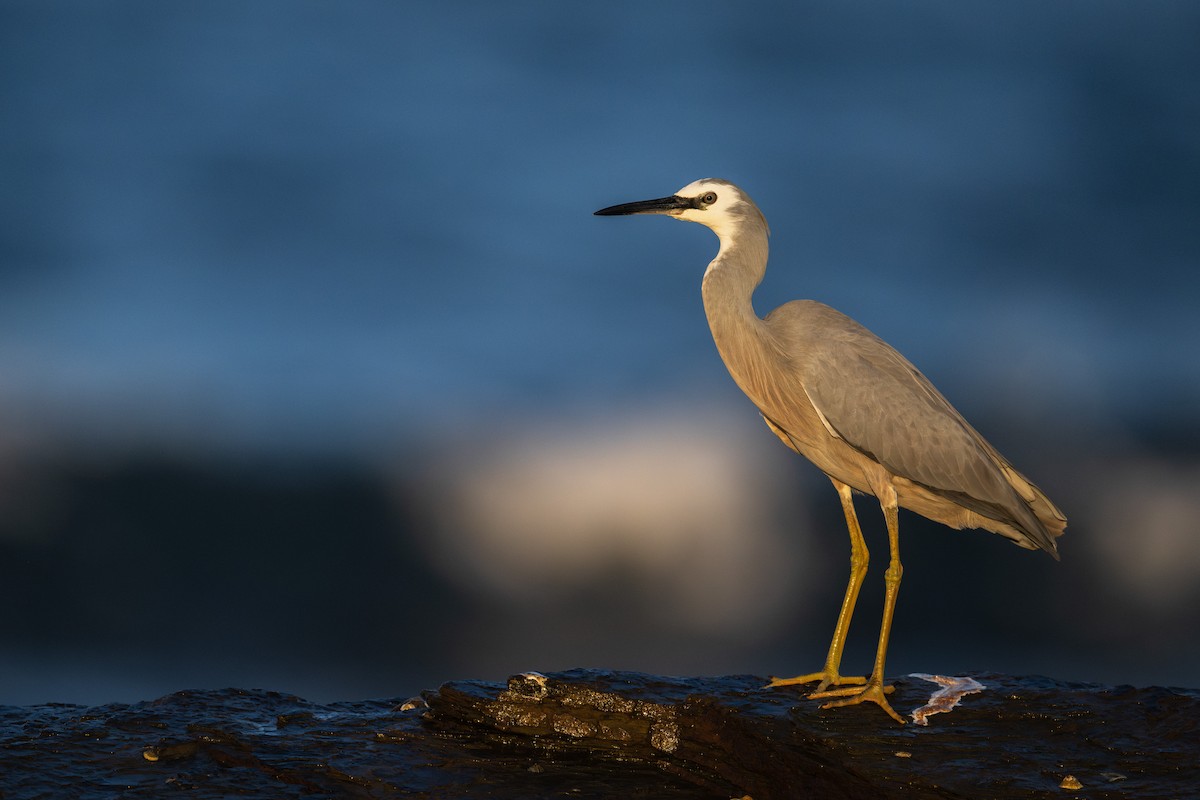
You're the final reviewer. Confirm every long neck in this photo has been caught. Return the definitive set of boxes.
[701,224,769,346]
[700,225,776,399]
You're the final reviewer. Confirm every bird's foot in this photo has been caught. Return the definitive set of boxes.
[811,680,905,725]
[764,670,867,694]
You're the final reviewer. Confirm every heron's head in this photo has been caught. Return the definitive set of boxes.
[594,178,768,241]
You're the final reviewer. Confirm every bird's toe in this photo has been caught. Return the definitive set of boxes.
[765,671,868,692]
[817,682,905,724]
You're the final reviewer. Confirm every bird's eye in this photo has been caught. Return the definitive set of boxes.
[701,192,718,205]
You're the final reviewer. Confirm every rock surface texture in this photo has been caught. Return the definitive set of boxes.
[2,670,1197,798]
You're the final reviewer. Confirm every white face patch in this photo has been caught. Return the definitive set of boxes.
[675,178,724,197]
[670,179,745,234]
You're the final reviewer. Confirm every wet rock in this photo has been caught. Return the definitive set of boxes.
[1,671,1197,798]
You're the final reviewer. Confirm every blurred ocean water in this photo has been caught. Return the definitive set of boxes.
[2,1,1197,451]
[0,2,1198,705]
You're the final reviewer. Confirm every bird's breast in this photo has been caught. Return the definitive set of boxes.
[709,322,882,492]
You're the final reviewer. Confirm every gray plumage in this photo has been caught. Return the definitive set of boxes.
[596,178,1066,724]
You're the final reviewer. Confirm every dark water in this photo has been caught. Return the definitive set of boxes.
[1,2,1199,709]
[2,1,1197,449]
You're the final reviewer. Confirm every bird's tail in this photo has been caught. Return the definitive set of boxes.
[1000,464,1067,559]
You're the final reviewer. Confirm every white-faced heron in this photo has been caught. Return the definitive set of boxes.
[595,178,1066,724]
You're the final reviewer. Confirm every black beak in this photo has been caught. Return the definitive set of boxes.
[594,195,692,216]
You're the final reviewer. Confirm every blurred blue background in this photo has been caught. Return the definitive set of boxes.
[1,1,1198,706]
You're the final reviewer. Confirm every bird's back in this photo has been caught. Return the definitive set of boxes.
[759,300,1065,557]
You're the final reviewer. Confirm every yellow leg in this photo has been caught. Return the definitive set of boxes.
[811,488,906,724]
[766,480,869,692]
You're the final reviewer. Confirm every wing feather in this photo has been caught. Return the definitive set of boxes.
[768,302,1055,551]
